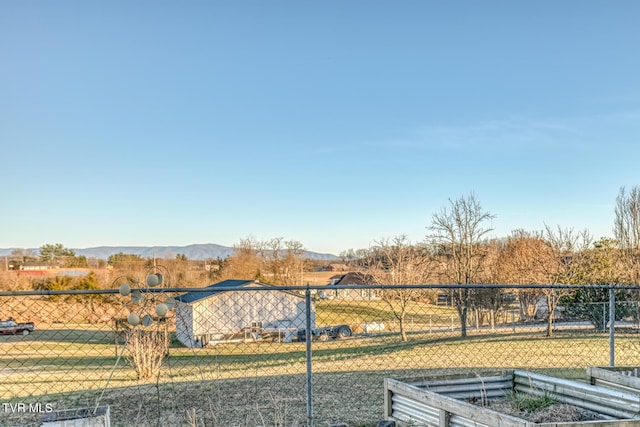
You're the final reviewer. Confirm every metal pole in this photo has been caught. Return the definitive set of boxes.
[609,286,615,367]
[305,285,314,427]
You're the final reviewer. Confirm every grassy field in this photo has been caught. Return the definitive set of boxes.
[2,296,640,426]
[315,299,458,326]
[302,270,340,285]
[3,323,640,426]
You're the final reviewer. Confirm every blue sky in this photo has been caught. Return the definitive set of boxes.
[1,1,639,255]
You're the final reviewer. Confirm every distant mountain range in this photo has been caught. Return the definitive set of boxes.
[0,244,339,261]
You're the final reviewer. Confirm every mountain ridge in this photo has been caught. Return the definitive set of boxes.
[0,243,339,261]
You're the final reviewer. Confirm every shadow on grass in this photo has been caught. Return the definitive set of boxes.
[165,328,609,372]
[0,329,605,382]
[1,328,610,373]
[0,328,115,344]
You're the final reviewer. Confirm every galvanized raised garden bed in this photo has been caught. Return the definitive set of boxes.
[384,370,640,426]
[41,406,110,427]
[588,366,640,394]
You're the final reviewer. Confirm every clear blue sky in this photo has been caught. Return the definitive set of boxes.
[2,1,639,255]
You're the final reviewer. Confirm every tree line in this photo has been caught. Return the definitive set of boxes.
[199,186,640,342]
[338,187,640,341]
[3,186,640,342]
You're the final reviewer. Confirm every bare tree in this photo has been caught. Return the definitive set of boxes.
[9,248,37,264]
[536,224,591,337]
[340,248,371,270]
[428,193,495,337]
[472,287,509,331]
[614,185,640,283]
[223,237,264,280]
[222,237,306,285]
[471,239,510,331]
[495,230,548,321]
[259,238,305,285]
[364,235,432,342]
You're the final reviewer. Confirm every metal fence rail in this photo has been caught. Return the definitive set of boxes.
[0,284,639,426]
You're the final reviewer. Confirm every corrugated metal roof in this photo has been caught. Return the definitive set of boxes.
[175,279,254,304]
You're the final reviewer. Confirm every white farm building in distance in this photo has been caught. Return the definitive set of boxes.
[174,279,314,347]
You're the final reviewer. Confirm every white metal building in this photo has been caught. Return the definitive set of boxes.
[174,279,314,347]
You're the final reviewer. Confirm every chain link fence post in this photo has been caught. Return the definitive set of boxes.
[609,286,615,367]
[305,284,314,427]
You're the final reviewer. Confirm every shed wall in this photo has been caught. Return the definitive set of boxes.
[175,303,195,347]
[176,290,313,347]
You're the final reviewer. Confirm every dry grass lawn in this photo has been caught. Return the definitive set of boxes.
[2,294,640,426]
[3,325,640,426]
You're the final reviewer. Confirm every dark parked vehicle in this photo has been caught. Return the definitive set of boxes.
[0,319,35,335]
[295,324,352,341]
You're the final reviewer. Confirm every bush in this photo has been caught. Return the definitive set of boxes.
[75,272,99,290]
[33,276,74,300]
[125,323,170,380]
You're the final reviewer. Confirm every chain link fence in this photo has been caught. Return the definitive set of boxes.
[1,284,640,426]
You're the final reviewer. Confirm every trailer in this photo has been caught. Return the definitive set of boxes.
[295,324,352,341]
